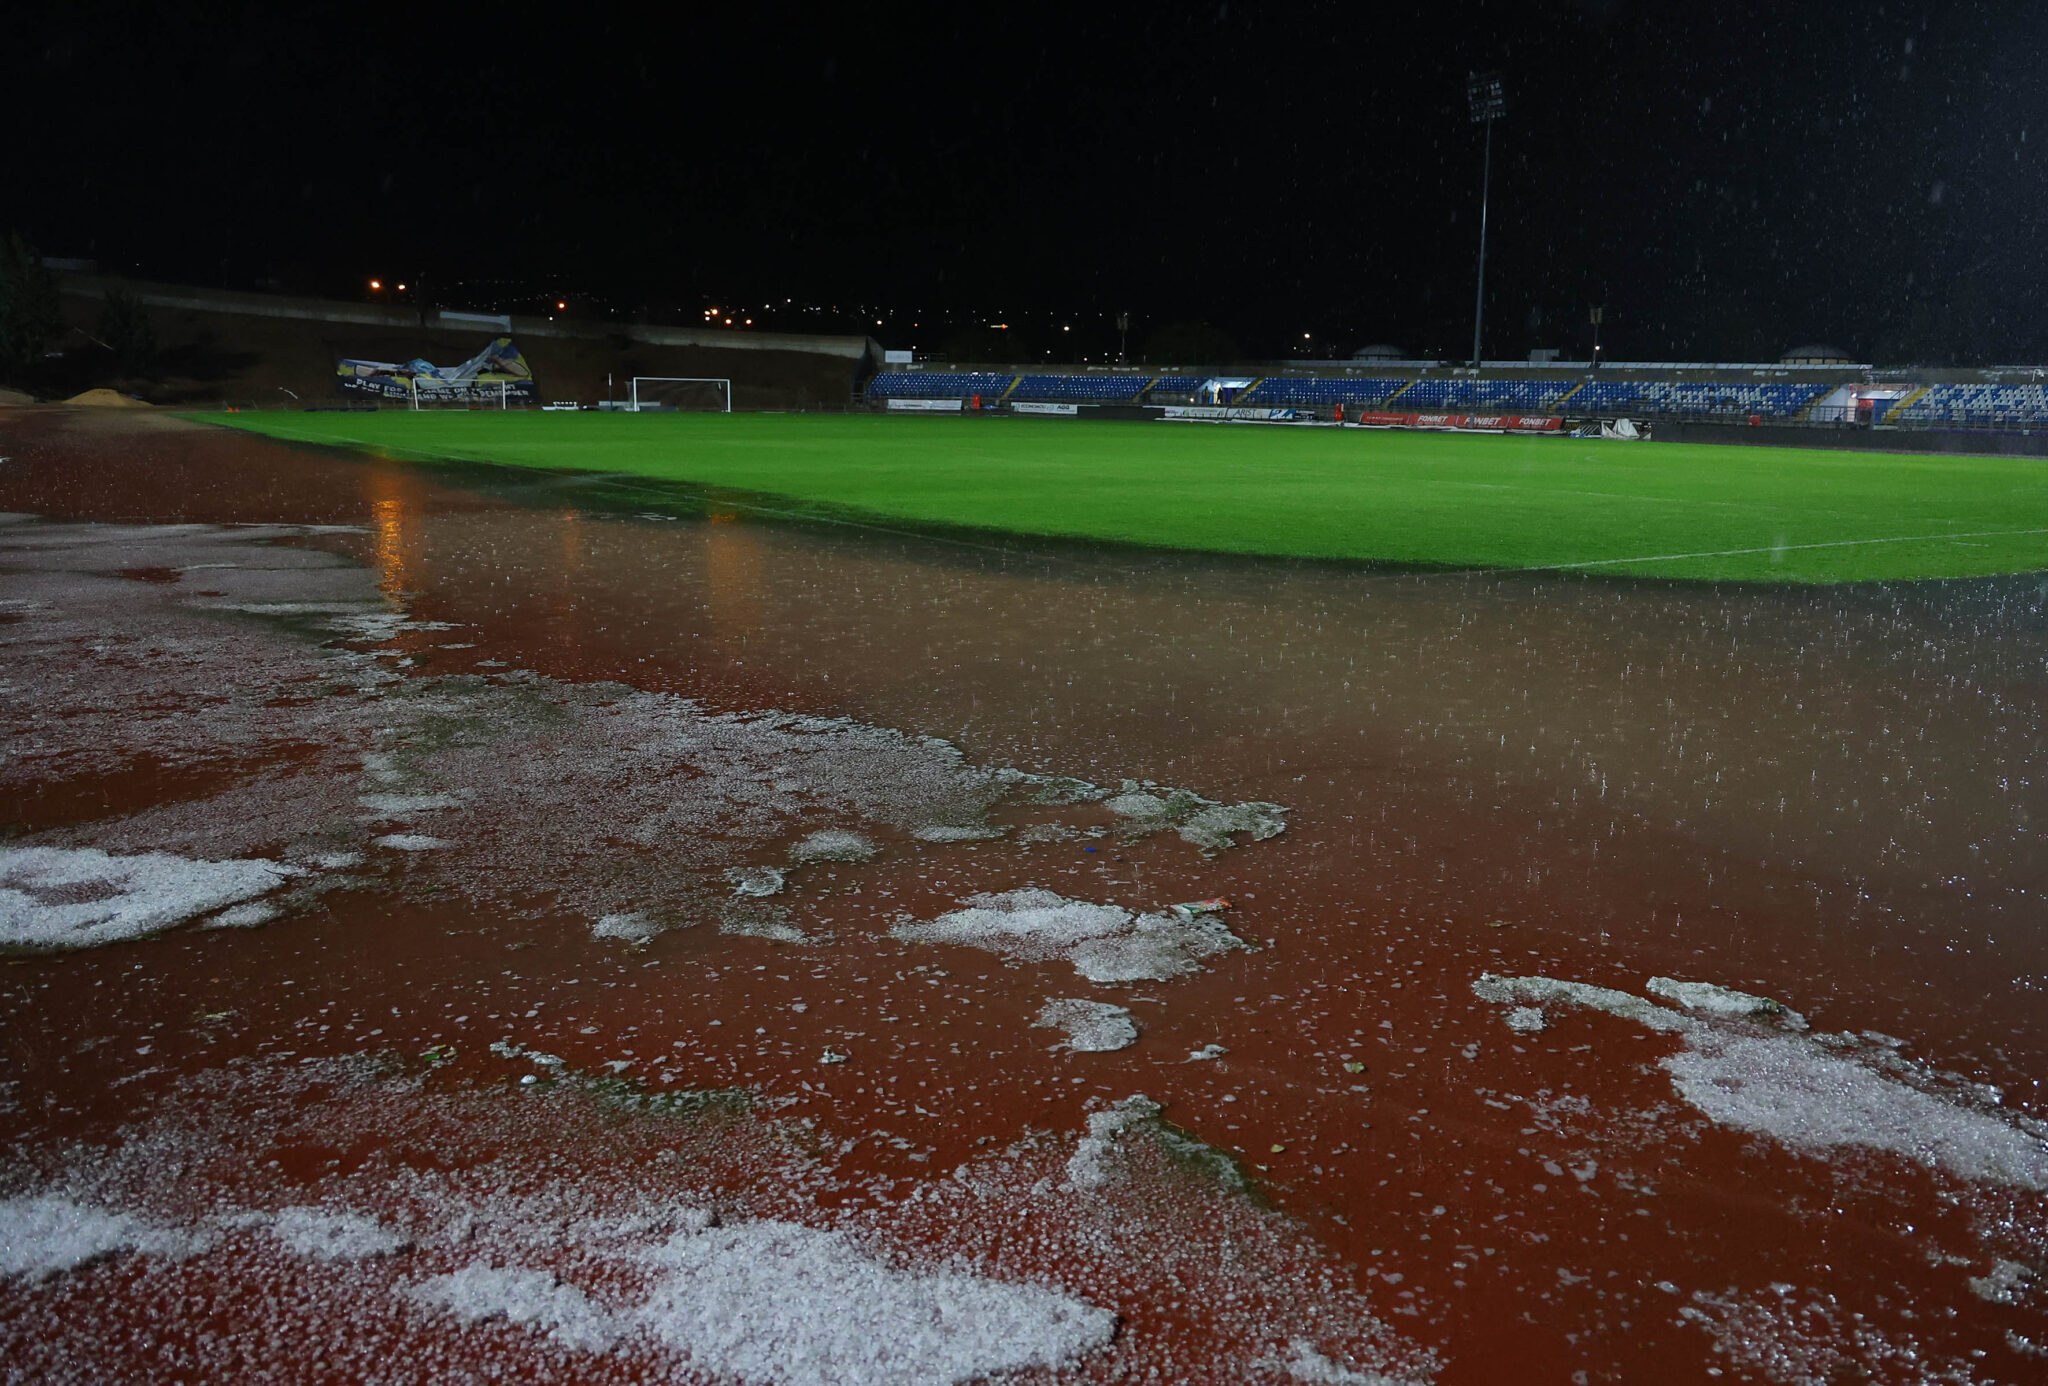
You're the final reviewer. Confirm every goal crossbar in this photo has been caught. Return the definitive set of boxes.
[630,376,733,412]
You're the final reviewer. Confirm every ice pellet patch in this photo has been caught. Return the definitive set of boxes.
[724,865,786,897]
[910,824,1006,842]
[1474,972,2048,1190]
[1035,999,1138,1052]
[205,899,285,930]
[632,1218,1116,1385]
[895,889,1249,982]
[1664,1031,2048,1190]
[1071,910,1249,983]
[1280,1337,1426,1385]
[896,889,1126,959]
[591,912,661,944]
[1504,1006,1548,1035]
[1646,976,1808,1030]
[356,793,464,817]
[405,1264,620,1353]
[720,901,811,943]
[1471,973,1695,1034]
[0,1049,1434,1384]
[0,1195,189,1280]
[1104,786,1288,853]
[789,829,877,863]
[0,522,1297,955]
[0,846,294,951]
[1067,1095,1164,1191]
[1967,1259,2035,1305]
[270,1206,409,1261]
[1680,1286,1987,1386]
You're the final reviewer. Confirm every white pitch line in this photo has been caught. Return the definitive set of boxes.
[1543,527,2048,571]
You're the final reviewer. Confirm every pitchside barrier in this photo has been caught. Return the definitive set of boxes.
[1353,411,1562,432]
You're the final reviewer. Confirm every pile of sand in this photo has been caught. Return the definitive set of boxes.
[62,388,150,408]
[0,387,33,407]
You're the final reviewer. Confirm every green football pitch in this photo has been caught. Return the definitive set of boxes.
[197,410,2048,583]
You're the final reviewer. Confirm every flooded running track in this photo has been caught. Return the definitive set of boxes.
[3,408,2046,1383]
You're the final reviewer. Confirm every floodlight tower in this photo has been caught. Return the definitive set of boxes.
[1466,72,1506,367]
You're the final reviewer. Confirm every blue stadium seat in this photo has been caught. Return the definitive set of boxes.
[1894,383,2048,427]
[1570,381,1827,418]
[1397,378,1577,411]
[1240,377,1410,406]
[1009,374,1154,401]
[866,372,1017,399]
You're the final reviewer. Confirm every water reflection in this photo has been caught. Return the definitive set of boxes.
[703,509,766,643]
[362,463,430,606]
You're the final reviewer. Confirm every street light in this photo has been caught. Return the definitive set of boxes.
[1466,71,1506,367]
[1589,304,1604,370]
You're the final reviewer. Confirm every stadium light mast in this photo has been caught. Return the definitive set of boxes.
[1466,72,1506,367]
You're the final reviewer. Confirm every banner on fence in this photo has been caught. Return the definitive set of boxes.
[1011,401,1080,416]
[1353,411,1561,433]
[336,336,537,404]
[1162,405,1309,422]
[886,397,964,412]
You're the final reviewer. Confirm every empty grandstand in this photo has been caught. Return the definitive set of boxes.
[1007,372,1153,401]
[1374,377,1580,411]
[862,360,2048,434]
[1891,382,2048,428]
[1237,377,1410,408]
[1570,380,1831,418]
[865,371,1018,400]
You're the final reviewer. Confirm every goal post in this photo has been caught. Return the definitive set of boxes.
[630,377,733,412]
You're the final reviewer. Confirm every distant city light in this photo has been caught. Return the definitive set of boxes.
[368,279,381,290]
[556,301,566,310]
[397,284,406,291]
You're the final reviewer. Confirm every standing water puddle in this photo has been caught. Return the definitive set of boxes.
[2,409,2046,1383]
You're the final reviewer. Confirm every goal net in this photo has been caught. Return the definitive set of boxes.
[630,377,733,412]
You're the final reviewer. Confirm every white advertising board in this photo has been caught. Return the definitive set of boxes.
[1162,405,1306,422]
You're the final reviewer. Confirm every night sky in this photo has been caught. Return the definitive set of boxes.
[13,2,2046,363]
